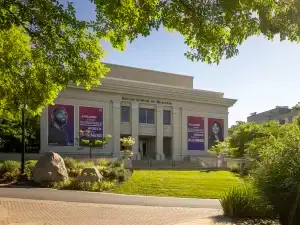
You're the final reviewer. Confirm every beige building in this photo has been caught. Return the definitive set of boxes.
[247,106,300,125]
[40,63,237,160]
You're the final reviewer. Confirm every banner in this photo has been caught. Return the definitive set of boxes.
[208,118,224,149]
[48,104,74,146]
[79,106,104,141]
[187,116,205,150]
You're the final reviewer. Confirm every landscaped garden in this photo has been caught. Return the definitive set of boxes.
[209,117,300,225]
[0,156,132,192]
[112,170,242,199]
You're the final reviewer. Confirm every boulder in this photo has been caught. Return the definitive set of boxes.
[77,167,102,183]
[32,152,68,184]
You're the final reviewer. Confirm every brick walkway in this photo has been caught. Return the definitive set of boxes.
[0,197,228,225]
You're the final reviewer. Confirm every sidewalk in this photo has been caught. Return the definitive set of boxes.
[0,187,221,209]
[0,197,229,225]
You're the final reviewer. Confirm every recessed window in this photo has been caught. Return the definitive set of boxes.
[163,110,171,125]
[139,108,155,124]
[121,106,130,122]
[279,119,286,125]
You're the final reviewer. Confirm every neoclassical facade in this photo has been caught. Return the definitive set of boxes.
[40,63,237,160]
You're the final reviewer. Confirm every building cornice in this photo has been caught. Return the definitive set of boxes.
[68,78,237,107]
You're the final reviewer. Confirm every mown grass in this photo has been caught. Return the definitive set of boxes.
[111,170,242,199]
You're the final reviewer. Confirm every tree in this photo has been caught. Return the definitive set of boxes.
[2,0,300,173]
[292,102,300,111]
[78,130,112,159]
[253,117,300,225]
[209,121,281,158]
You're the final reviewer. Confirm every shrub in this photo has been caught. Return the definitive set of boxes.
[25,160,37,180]
[101,166,131,182]
[53,179,117,192]
[64,157,77,170]
[220,183,275,219]
[0,160,21,181]
[64,158,96,178]
[107,159,123,168]
[95,158,108,167]
[230,164,241,174]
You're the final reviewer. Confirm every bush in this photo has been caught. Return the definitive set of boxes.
[230,164,241,174]
[101,166,131,182]
[64,158,96,178]
[95,158,108,167]
[24,160,37,180]
[0,160,21,181]
[107,159,123,168]
[53,179,117,192]
[220,183,275,219]
[64,157,77,170]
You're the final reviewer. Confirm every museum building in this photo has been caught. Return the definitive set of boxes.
[40,63,237,160]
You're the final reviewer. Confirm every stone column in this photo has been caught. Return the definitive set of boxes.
[172,107,180,160]
[224,113,229,139]
[156,105,164,160]
[204,117,209,151]
[112,101,120,158]
[131,102,140,159]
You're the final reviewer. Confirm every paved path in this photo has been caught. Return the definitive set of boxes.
[0,197,229,225]
[0,187,221,209]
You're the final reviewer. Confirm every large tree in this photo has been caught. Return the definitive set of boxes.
[1,0,300,150]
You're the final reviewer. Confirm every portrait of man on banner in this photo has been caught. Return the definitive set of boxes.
[48,104,74,146]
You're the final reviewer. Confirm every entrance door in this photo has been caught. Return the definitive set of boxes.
[139,141,148,159]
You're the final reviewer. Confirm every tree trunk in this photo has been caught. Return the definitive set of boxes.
[21,108,25,174]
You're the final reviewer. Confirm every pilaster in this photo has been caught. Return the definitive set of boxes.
[131,102,140,159]
[112,101,120,158]
[156,105,164,160]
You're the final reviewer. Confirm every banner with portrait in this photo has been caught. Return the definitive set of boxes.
[79,106,104,142]
[48,104,74,146]
[208,118,224,149]
[187,116,205,150]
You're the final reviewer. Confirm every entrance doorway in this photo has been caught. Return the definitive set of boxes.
[163,137,172,159]
[139,141,148,160]
[139,136,156,160]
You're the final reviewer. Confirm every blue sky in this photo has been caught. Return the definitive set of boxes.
[72,0,300,127]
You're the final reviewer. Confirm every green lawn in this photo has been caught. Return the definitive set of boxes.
[111,170,242,199]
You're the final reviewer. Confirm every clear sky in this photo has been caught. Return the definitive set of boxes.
[72,0,300,127]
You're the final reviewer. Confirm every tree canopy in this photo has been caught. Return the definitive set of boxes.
[1,0,300,117]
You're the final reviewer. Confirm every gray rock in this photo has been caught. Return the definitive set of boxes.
[77,167,102,183]
[32,152,68,184]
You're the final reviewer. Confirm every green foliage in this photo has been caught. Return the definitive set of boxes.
[210,121,281,158]
[292,102,300,111]
[77,131,112,158]
[64,158,97,178]
[220,183,275,219]
[0,160,20,181]
[252,118,300,225]
[107,159,124,168]
[0,1,109,119]
[101,166,131,182]
[230,163,241,174]
[24,160,37,180]
[53,179,117,192]
[95,158,109,167]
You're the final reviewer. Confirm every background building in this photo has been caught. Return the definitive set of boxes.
[247,106,300,124]
[41,63,237,160]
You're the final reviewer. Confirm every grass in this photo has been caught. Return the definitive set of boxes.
[111,170,242,199]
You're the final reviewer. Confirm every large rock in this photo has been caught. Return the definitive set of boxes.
[32,152,68,184]
[77,167,102,183]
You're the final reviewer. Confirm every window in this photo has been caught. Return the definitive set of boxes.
[163,110,171,125]
[121,106,130,122]
[139,108,155,124]
[279,119,286,125]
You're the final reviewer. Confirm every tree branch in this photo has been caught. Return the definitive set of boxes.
[4,7,33,36]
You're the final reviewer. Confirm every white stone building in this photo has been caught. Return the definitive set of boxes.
[40,63,237,160]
